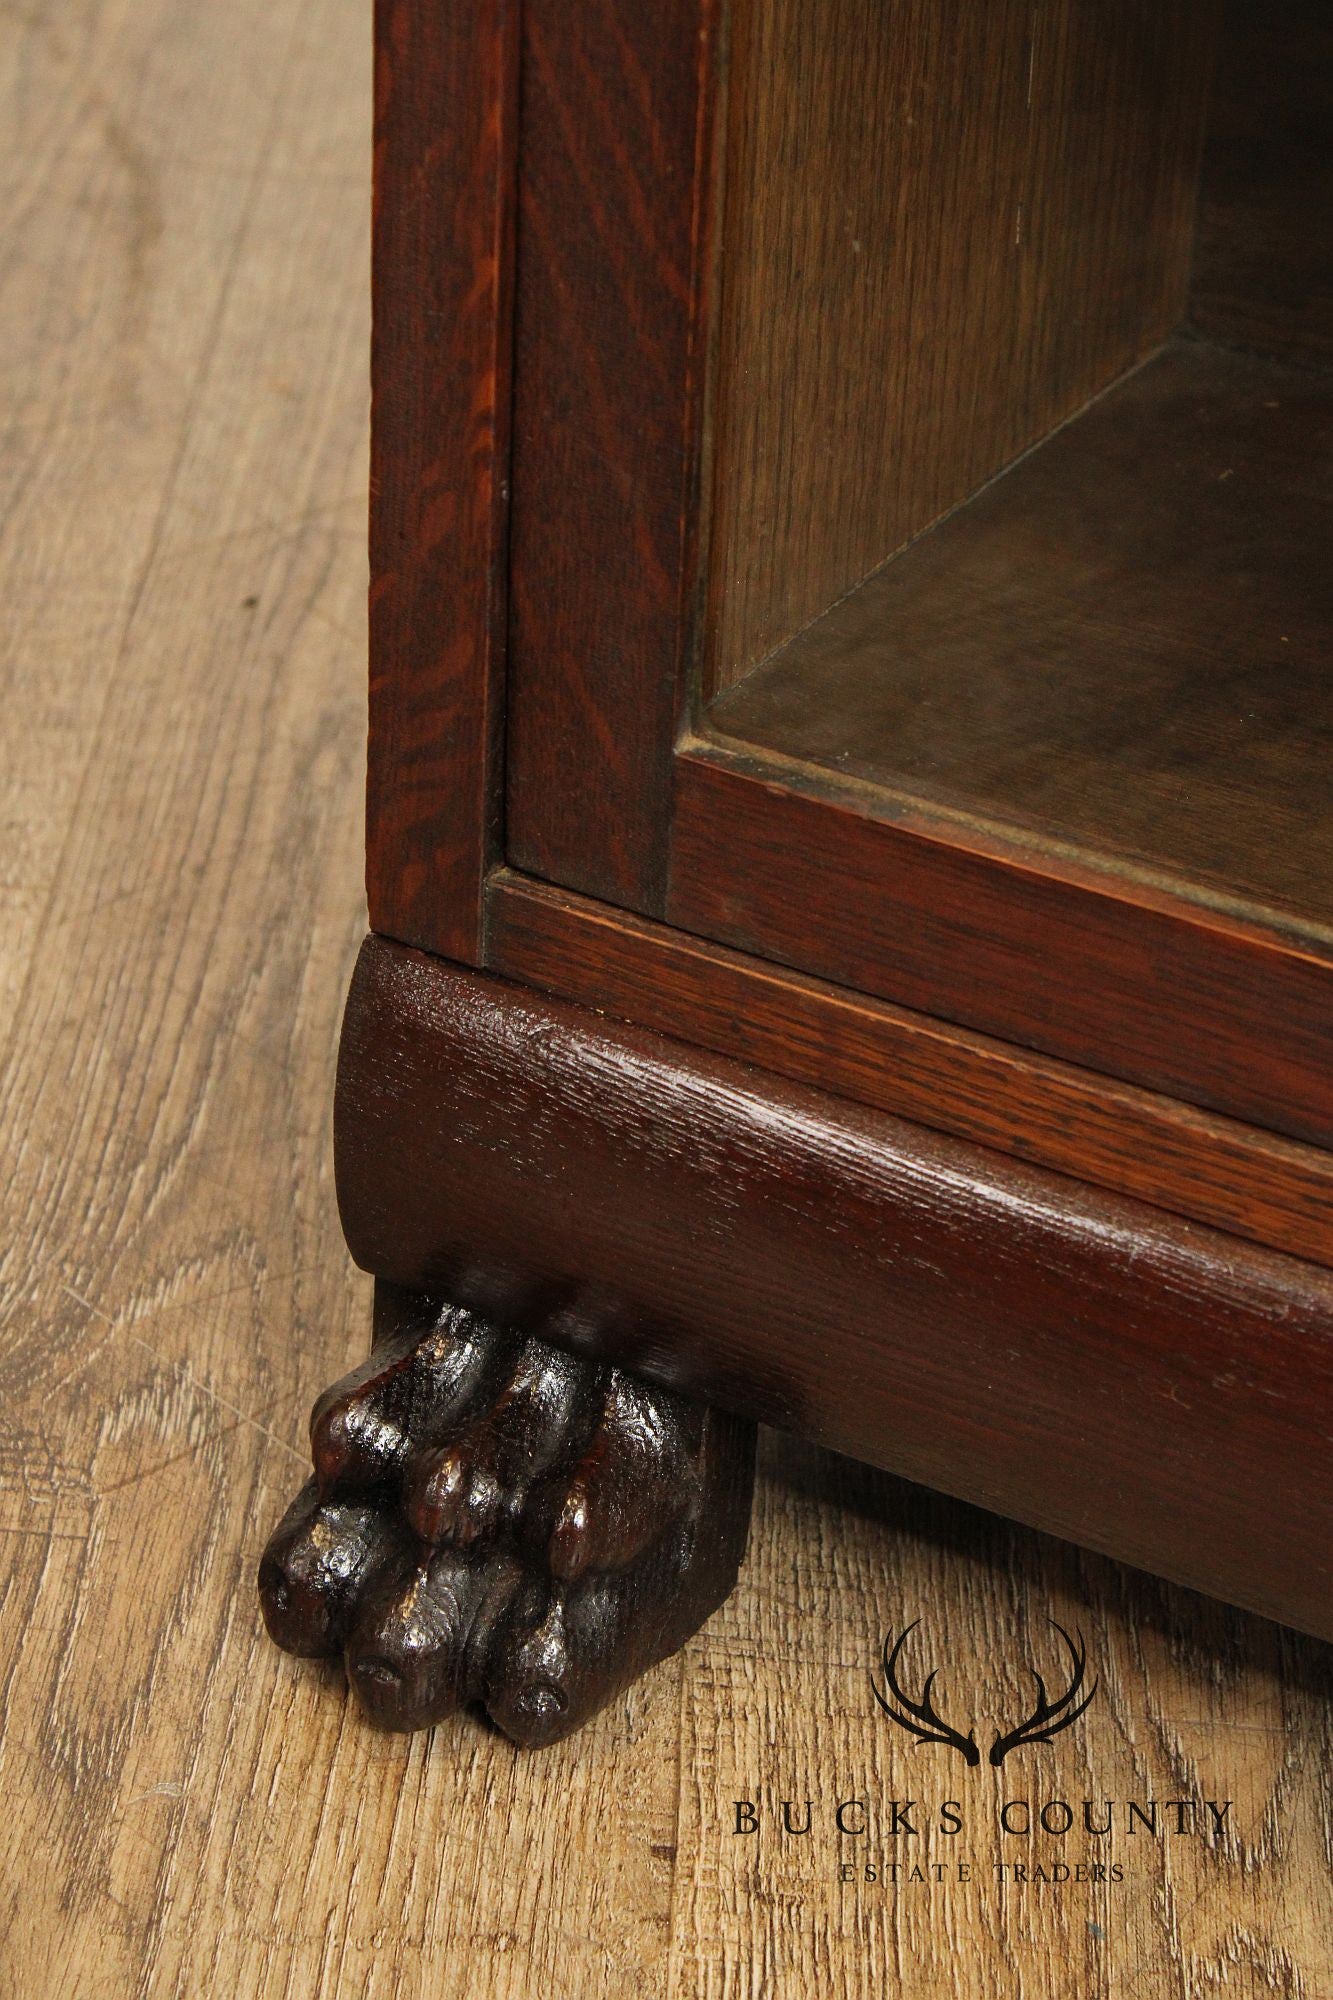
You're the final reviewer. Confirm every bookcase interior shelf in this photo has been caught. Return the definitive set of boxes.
[705,0,1331,951]
[711,338,1332,943]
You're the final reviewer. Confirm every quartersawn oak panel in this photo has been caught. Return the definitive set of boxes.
[365,0,518,959]
[335,937,1333,1642]
[668,745,1333,1151]
[484,870,1333,1270]
[504,0,720,909]
[707,0,1215,690]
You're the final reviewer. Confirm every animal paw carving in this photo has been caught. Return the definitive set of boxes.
[259,1292,755,1746]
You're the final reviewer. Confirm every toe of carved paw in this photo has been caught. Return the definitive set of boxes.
[259,1296,754,1746]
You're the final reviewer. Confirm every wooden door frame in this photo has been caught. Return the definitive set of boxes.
[665,739,1333,1148]
[489,0,1333,1149]
[362,0,1333,1193]
[502,0,724,911]
[364,0,520,961]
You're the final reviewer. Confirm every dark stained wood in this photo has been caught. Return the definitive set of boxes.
[668,745,1333,1149]
[668,744,1328,1152]
[335,938,1333,1642]
[261,1284,755,1745]
[709,342,1333,932]
[1189,0,1333,368]
[351,0,1333,1730]
[707,0,1216,691]
[485,869,1333,1270]
[365,0,518,959]
[503,0,720,910]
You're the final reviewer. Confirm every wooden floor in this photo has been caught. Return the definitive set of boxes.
[0,4,1328,1995]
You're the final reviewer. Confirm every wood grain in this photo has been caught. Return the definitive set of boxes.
[1,3,1328,1994]
[503,0,720,910]
[0,0,327,1031]
[669,745,1333,1149]
[673,1439,1333,2000]
[364,0,518,959]
[1189,0,1333,368]
[484,871,1333,1269]
[710,342,1333,936]
[335,940,1333,1641]
[707,0,1216,690]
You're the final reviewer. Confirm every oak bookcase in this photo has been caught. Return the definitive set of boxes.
[258,0,1332,1743]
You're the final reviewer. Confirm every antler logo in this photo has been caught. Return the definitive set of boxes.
[871,1619,1098,1767]
[871,1622,981,1765]
[988,1622,1098,1766]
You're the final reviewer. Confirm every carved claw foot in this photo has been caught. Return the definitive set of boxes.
[259,1289,756,1746]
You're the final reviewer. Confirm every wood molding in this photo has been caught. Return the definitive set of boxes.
[668,742,1333,1149]
[484,869,1333,1270]
[365,0,518,958]
[335,934,1333,1640]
